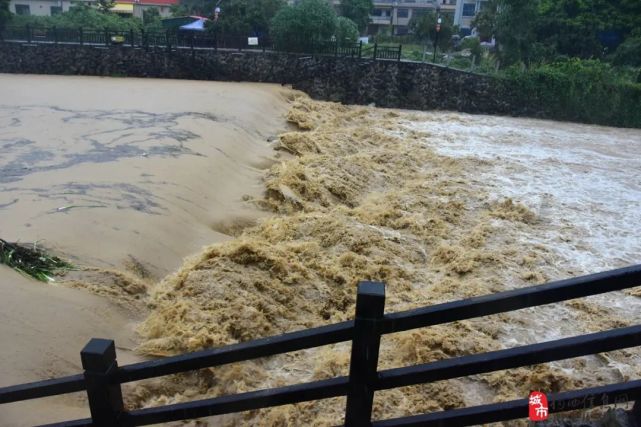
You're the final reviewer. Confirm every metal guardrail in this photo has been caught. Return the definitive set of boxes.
[0,25,403,61]
[1,265,640,426]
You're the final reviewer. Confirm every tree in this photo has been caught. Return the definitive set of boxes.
[340,0,372,33]
[270,0,337,50]
[409,11,454,50]
[143,7,163,31]
[472,0,499,42]
[612,36,641,66]
[0,0,12,34]
[213,0,285,36]
[335,16,358,46]
[494,0,541,66]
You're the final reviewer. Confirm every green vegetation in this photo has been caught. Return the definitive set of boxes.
[10,3,144,31]
[205,0,285,36]
[335,16,359,46]
[270,0,337,51]
[339,0,372,33]
[473,0,641,67]
[0,0,11,33]
[613,36,641,67]
[0,239,72,282]
[499,59,641,128]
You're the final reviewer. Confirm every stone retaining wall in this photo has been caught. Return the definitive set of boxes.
[0,42,529,117]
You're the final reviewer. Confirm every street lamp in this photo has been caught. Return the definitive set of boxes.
[433,5,442,62]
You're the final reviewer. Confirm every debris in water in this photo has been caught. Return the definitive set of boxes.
[0,238,73,282]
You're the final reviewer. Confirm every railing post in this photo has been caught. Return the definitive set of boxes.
[398,44,402,62]
[130,29,134,47]
[373,43,377,60]
[105,28,109,46]
[79,27,83,46]
[345,281,385,426]
[26,24,31,44]
[358,40,362,59]
[53,26,58,44]
[81,339,125,426]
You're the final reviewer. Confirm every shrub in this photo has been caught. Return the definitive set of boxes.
[613,37,641,67]
[270,0,337,51]
[335,16,358,46]
[498,58,641,128]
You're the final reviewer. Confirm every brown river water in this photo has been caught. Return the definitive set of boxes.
[1,74,640,426]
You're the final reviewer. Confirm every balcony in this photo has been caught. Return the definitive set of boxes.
[370,16,392,25]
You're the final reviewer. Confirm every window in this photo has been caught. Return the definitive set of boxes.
[372,8,383,16]
[395,26,409,35]
[397,8,409,18]
[462,3,476,16]
[15,4,30,15]
[50,6,62,15]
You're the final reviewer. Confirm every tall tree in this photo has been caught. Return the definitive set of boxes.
[335,16,358,46]
[340,0,372,33]
[270,0,337,50]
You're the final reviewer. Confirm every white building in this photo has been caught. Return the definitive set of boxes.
[453,0,488,35]
[10,0,72,17]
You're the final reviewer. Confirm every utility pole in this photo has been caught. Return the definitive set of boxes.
[433,7,441,63]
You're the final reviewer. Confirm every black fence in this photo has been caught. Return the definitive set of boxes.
[1,265,641,426]
[0,25,403,61]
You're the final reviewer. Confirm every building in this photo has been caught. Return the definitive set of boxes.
[10,0,72,17]
[289,0,458,36]
[8,0,177,18]
[453,0,487,35]
[368,0,457,36]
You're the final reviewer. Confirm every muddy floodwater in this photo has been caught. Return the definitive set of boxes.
[0,74,292,278]
[0,74,294,425]
[1,74,641,426]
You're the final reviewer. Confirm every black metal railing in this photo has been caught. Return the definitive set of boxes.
[0,25,403,61]
[1,264,640,426]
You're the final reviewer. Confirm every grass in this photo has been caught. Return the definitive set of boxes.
[0,238,73,282]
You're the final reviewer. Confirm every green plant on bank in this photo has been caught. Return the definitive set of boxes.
[497,58,641,128]
[0,239,73,282]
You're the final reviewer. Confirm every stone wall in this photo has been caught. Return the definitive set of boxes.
[0,42,526,117]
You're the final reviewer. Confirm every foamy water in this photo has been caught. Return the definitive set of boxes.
[403,115,641,273]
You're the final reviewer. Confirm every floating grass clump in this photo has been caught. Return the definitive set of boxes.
[0,238,73,282]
